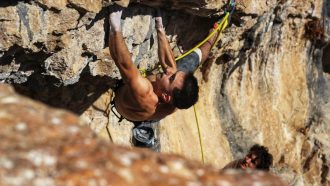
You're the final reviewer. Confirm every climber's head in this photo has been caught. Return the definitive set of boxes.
[155,69,198,109]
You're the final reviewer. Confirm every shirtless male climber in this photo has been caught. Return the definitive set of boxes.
[109,6,219,149]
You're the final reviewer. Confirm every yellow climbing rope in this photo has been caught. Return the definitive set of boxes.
[174,1,235,164]
[175,12,230,62]
[193,104,205,163]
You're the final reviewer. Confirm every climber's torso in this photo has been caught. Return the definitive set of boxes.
[114,76,176,122]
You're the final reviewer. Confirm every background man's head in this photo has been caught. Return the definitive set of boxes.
[241,144,273,171]
[172,72,198,109]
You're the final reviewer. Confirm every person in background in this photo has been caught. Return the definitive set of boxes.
[222,144,273,171]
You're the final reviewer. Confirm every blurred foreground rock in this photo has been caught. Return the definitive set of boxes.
[0,83,287,186]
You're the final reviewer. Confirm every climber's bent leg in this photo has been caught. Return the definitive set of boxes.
[199,28,220,63]
[176,28,219,72]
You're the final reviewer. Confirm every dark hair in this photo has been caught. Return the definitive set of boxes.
[172,72,199,109]
[249,144,273,171]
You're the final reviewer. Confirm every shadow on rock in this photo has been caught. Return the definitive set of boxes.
[0,0,20,7]
[13,72,117,115]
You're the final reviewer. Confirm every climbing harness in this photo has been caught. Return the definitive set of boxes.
[175,0,236,164]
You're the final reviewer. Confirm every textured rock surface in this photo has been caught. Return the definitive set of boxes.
[0,83,287,186]
[0,0,329,185]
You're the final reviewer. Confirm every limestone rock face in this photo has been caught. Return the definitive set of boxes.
[0,0,329,185]
[0,83,287,186]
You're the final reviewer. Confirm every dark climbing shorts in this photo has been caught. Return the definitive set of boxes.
[176,50,201,73]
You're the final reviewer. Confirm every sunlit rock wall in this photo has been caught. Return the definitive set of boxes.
[0,0,329,185]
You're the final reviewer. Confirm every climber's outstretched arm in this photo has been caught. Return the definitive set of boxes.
[155,9,177,73]
[109,7,151,94]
